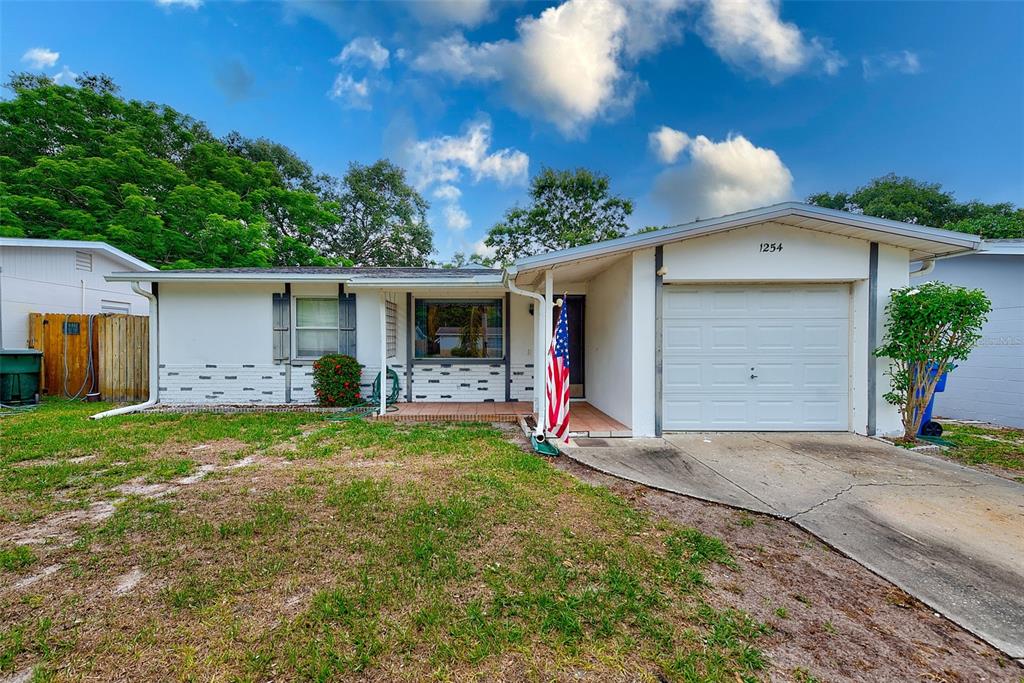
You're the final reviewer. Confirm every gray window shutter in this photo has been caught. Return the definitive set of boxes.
[339,292,357,357]
[272,293,290,362]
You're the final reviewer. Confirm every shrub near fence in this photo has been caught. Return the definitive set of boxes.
[28,313,149,402]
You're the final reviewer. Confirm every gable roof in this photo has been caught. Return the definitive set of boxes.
[509,202,982,277]
[0,237,156,272]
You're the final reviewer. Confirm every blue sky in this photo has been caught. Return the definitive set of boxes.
[3,0,1022,260]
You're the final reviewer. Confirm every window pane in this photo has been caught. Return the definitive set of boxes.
[297,329,339,357]
[297,299,338,328]
[414,300,503,359]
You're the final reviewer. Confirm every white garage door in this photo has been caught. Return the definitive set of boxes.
[663,284,850,431]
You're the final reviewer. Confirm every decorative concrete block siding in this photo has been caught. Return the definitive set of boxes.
[509,362,535,401]
[409,363,506,401]
[159,364,285,403]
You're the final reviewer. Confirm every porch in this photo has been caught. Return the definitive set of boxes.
[378,400,631,437]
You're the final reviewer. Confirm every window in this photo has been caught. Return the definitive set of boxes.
[385,299,397,359]
[415,299,503,359]
[295,298,338,358]
[75,250,93,271]
[100,300,130,314]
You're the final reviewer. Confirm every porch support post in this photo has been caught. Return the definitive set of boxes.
[504,292,511,402]
[379,291,387,417]
[405,292,413,402]
[542,270,553,433]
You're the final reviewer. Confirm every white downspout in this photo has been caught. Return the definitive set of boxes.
[910,259,935,277]
[504,270,547,438]
[379,291,387,417]
[91,282,158,419]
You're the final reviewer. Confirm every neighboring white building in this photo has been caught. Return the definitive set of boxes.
[912,240,1024,428]
[0,238,155,349]
[107,203,982,438]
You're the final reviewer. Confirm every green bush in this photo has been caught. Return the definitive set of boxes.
[312,354,364,407]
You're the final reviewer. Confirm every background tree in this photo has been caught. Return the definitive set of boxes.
[875,282,991,441]
[319,160,433,267]
[808,173,1023,238]
[0,73,435,268]
[484,167,633,265]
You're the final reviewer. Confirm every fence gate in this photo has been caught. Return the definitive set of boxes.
[28,313,149,403]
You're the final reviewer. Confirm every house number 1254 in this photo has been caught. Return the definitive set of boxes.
[759,242,783,253]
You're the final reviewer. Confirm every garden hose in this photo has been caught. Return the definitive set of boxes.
[327,367,401,421]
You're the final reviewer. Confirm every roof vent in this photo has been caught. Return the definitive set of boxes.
[75,250,93,272]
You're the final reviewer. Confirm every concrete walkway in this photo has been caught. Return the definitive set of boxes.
[567,432,1024,659]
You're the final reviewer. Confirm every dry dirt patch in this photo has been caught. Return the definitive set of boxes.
[554,457,1021,682]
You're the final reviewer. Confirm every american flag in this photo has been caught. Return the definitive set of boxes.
[546,300,571,442]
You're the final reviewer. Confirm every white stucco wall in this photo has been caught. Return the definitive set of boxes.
[661,223,869,282]
[585,255,633,427]
[0,246,150,349]
[912,254,1023,428]
[654,224,905,436]
[630,249,657,437]
[873,245,910,436]
[157,282,527,405]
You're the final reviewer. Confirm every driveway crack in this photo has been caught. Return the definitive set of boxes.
[788,480,982,520]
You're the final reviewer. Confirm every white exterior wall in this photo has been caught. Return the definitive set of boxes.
[912,254,1023,428]
[157,282,526,405]
[656,223,905,436]
[509,293,536,401]
[585,256,633,427]
[630,249,657,436]
[158,282,285,403]
[874,245,910,436]
[0,246,150,349]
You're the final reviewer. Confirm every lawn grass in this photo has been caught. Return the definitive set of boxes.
[939,422,1024,477]
[0,401,768,681]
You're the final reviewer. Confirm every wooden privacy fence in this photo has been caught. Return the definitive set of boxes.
[28,313,149,403]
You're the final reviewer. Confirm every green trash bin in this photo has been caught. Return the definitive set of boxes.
[0,349,43,405]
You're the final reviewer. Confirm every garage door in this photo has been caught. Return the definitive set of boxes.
[662,284,849,431]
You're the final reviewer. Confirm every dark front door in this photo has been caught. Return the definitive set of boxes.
[554,295,585,398]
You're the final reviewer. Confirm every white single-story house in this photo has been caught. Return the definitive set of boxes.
[911,239,1023,428]
[0,237,155,349]
[104,203,983,437]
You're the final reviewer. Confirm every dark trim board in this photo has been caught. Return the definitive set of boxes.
[654,246,664,437]
[504,292,512,402]
[867,242,879,435]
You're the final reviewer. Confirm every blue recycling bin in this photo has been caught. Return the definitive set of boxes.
[917,364,950,435]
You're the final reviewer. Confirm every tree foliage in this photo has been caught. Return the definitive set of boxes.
[484,167,633,265]
[874,282,991,441]
[808,173,1023,238]
[0,73,434,268]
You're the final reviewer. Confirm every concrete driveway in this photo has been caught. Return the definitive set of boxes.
[567,432,1024,659]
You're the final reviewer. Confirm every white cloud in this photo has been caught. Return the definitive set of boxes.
[649,125,691,164]
[328,74,371,109]
[52,65,79,85]
[443,204,471,232]
[404,117,528,241]
[156,0,202,8]
[408,0,493,28]
[653,132,793,222]
[406,117,529,190]
[333,36,390,71]
[21,47,59,69]
[473,239,497,259]
[433,184,462,201]
[698,0,843,81]
[413,0,689,137]
[862,50,921,80]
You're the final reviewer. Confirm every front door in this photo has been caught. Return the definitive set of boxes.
[554,295,585,398]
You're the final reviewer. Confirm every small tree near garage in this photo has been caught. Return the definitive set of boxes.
[875,282,990,441]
